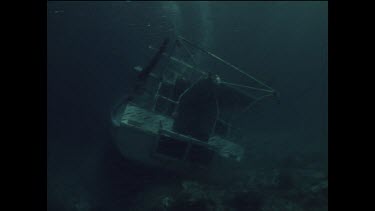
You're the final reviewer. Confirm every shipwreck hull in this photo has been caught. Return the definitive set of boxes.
[110,102,244,180]
[109,36,277,181]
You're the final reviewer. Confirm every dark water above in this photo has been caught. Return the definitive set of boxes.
[47,1,327,211]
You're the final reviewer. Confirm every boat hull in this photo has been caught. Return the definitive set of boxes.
[110,101,244,182]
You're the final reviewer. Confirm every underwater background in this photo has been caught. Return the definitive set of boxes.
[47,1,327,211]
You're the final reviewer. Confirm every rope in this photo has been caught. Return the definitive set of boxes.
[148,45,205,75]
[178,39,199,67]
[178,35,275,92]
[220,81,275,93]
[155,94,179,104]
[210,87,221,137]
[241,93,274,114]
[159,40,178,83]
[152,82,163,111]
[179,39,201,81]
[173,75,206,115]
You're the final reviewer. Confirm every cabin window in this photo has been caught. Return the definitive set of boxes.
[155,135,188,160]
[155,134,214,166]
[186,144,215,165]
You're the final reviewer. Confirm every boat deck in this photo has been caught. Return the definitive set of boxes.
[208,136,244,161]
[120,104,244,162]
[121,104,174,134]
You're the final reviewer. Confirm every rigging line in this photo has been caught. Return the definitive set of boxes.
[173,75,206,114]
[148,45,205,75]
[178,39,199,67]
[160,40,178,81]
[241,93,274,114]
[177,39,200,82]
[211,86,221,137]
[178,35,275,92]
[220,81,274,93]
[222,93,274,132]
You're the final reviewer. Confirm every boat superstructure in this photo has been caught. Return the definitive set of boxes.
[110,36,278,179]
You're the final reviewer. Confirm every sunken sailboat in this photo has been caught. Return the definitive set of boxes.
[110,36,278,179]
